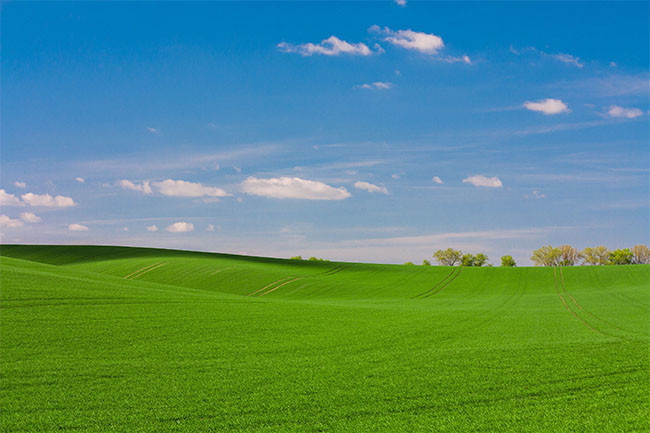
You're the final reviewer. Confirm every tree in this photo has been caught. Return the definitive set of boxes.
[433,248,462,266]
[531,245,561,267]
[632,245,650,264]
[422,259,431,266]
[473,253,489,267]
[501,255,516,267]
[557,245,582,266]
[290,256,302,260]
[609,248,633,265]
[582,246,609,265]
[461,253,475,267]
[404,261,415,266]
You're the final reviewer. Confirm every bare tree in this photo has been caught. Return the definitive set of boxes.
[632,245,650,264]
[582,246,609,265]
[433,248,462,266]
[558,245,582,266]
[531,245,560,266]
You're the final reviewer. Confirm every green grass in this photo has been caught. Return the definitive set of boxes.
[1,245,648,432]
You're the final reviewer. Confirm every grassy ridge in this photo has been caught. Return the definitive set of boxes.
[1,245,648,432]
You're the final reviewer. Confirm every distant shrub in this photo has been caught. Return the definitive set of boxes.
[422,259,431,266]
[609,248,633,265]
[404,261,415,266]
[501,255,516,267]
[290,256,302,260]
[582,246,609,265]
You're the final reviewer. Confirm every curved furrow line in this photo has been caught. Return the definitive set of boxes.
[411,267,457,299]
[553,267,601,335]
[422,266,464,299]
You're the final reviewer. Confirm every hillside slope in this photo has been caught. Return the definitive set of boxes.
[1,245,648,432]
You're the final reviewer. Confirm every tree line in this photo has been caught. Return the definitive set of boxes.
[422,245,650,267]
[530,245,649,266]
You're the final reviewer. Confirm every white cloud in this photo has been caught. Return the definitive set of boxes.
[153,179,230,198]
[119,180,152,194]
[442,54,472,64]
[165,222,194,233]
[0,215,24,228]
[277,36,374,56]
[532,190,546,199]
[147,127,160,134]
[354,181,389,194]
[147,224,159,232]
[0,189,24,206]
[608,105,643,119]
[242,176,351,200]
[549,53,583,68]
[370,26,444,54]
[356,81,392,90]
[75,177,85,183]
[432,176,444,184]
[395,0,406,5]
[122,227,129,232]
[391,173,400,179]
[14,181,26,189]
[523,98,570,115]
[206,224,215,232]
[20,212,41,223]
[462,175,503,188]
[21,193,76,207]
[68,223,89,231]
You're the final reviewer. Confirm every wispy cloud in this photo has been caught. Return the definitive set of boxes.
[13,181,26,189]
[462,175,503,188]
[0,215,24,228]
[21,193,76,208]
[548,53,583,68]
[119,180,152,194]
[153,179,230,198]
[242,176,351,200]
[608,105,643,119]
[277,36,375,56]
[370,25,444,54]
[20,212,41,223]
[68,223,89,231]
[432,176,444,184]
[355,81,392,90]
[523,98,570,115]
[165,222,194,233]
[354,181,389,194]
[147,127,160,134]
[0,189,24,206]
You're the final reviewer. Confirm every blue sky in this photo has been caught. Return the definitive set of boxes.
[1,1,648,265]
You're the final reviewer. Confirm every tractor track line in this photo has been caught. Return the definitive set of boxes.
[247,276,293,297]
[559,267,630,334]
[210,267,232,276]
[258,277,302,297]
[422,266,464,299]
[553,267,600,334]
[129,263,166,280]
[123,263,159,280]
[412,267,457,299]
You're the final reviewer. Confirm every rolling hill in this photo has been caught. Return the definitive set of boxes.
[1,245,648,432]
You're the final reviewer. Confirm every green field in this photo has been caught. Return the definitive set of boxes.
[1,245,648,432]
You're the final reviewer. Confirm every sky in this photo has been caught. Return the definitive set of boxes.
[1,1,648,265]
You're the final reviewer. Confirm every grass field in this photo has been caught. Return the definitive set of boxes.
[1,245,648,432]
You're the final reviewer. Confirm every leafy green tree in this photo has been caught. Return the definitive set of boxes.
[558,245,582,266]
[403,261,415,266]
[582,246,609,265]
[461,253,475,267]
[501,255,516,267]
[422,259,431,266]
[632,245,650,264]
[433,248,462,266]
[290,256,302,260]
[473,253,489,267]
[609,248,633,265]
[531,245,561,267]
